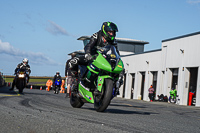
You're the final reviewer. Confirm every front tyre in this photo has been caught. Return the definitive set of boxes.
[70,92,84,108]
[94,78,113,112]
[56,87,60,94]
[17,79,25,93]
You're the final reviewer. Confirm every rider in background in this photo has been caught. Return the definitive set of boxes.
[53,72,62,93]
[9,58,31,91]
[53,72,62,85]
[69,22,123,90]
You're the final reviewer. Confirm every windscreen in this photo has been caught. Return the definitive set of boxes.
[98,45,120,70]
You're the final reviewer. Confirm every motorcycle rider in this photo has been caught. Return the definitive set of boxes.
[69,21,123,93]
[9,58,31,91]
[53,71,62,93]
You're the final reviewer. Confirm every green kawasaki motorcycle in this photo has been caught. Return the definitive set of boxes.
[70,45,124,112]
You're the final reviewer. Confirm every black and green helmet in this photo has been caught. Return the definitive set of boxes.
[101,22,118,42]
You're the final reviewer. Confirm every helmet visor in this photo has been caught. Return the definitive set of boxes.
[105,23,118,32]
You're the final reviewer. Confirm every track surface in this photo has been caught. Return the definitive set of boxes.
[0,86,200,133]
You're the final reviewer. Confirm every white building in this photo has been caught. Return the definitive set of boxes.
[77,31,200,107]
[121,31,200,107]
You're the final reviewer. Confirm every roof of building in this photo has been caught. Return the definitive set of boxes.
[162,31,200,42]
[68,49,85,55]
[116,38,149,44]
[77,36,149,44]
[121,49,161,57]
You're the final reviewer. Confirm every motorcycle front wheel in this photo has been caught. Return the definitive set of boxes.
[17,79,25,93]
[94,78,113,112]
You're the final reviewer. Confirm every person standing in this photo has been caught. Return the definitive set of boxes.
[65,53,76,98]
[46,79,53,92]
[148,85,154,102]
[60,79,65,93]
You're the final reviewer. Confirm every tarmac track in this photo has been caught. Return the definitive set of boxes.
[0,86,200,133]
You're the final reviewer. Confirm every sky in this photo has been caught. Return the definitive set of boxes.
[0,0,200,76]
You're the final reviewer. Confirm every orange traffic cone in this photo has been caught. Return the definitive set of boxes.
[30,85,32,89]
[40,86,42,90]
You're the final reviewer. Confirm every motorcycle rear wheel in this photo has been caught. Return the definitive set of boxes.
[94,78,113,112]
[70,92,84,108]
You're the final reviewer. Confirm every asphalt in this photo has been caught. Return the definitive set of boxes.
[0,86,200,133]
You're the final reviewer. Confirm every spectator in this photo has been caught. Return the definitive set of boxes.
[148,85,154,102]
[46,79,53,92]
[60,79,65,93]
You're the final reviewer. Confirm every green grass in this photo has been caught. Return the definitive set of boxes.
[4,77,14,83]
[4,77,54,86]
[4,75,65,86]
[29,78,52,83]
[4,77,51,82]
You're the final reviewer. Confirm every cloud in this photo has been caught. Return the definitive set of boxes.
[46,20,71,36]
[0,40,59,65]
[187,0,200,4]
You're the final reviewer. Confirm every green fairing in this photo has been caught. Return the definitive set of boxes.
[78,83,94,103]
[92,51,124,74]
[92,52,111,71]
[97,75,113,92]
[113,59,124,74]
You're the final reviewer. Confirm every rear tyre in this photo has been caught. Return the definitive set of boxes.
[70,91,84,108]
[94,78,113,112]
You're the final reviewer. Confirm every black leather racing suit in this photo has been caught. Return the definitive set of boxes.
[84,30,118,55]
[69,30,118,73]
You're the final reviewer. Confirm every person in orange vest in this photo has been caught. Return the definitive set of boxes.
[60,79,65,93]
[46,79,53,91]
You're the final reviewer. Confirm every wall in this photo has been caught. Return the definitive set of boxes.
[119,32,200,107]
[120,50,162,101]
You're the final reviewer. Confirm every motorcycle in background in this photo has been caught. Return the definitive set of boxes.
[15,68,28,93]
[157,94,168,102]
[54,79,61,94]
[169,89,177,103]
